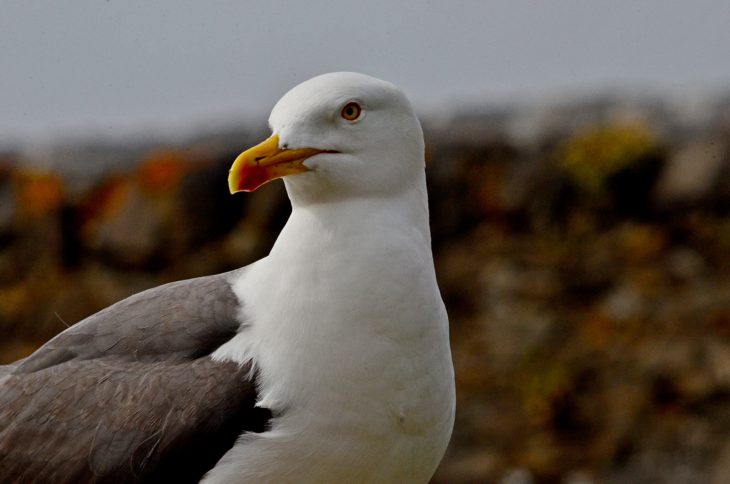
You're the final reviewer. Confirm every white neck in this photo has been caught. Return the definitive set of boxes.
[281,175,431,253]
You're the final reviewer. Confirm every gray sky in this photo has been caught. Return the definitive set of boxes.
[2,0,730,144]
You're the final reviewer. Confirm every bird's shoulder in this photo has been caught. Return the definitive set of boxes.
[16,268,247,373]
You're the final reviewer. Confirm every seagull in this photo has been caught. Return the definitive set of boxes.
[0,72,455,483]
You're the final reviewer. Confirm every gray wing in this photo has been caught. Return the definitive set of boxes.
[0,270,270,484]
[16,270,245,373]
[0,365,15,380]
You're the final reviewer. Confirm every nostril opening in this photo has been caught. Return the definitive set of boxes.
[254,156,266,162]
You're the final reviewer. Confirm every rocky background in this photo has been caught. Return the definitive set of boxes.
[1,93,730,483]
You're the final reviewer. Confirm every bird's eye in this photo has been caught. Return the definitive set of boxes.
[340,102,362,122]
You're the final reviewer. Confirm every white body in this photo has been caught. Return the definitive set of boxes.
[207,72,455,483]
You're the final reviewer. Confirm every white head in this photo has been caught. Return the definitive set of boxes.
[228,72,425,206]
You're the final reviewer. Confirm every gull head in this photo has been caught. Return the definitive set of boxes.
[228,72,425,205]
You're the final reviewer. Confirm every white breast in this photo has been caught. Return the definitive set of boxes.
[208,198,455,483]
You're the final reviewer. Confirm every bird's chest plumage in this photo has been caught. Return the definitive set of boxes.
[239,238,444,408]
[209,219,454,483]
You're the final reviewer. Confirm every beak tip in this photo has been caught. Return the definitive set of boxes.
[227,179,239,195]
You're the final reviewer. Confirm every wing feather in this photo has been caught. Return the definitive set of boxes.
[0,270,268,483]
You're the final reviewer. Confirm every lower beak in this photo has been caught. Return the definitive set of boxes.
[228,134,327,193]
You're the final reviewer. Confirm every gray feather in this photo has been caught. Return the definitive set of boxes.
[0,269,269,483]
[17,269,244,373]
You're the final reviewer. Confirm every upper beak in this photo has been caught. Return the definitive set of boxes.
[228,134,328,193]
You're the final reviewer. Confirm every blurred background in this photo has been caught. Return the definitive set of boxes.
[2,1,730,482]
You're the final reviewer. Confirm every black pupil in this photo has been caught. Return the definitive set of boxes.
[346,105,356,117]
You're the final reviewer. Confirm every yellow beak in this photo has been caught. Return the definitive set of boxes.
[228,134,328,193]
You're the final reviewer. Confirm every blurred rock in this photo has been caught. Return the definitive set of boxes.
[500,468,535,484]
[666,247,706,282]
[654,137,728,207]
[78,149,250,268]
[711,441,730,484]
[81,178,165,267]
[563,470,596,484]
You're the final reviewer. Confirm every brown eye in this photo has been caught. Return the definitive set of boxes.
[340,102,362,121]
